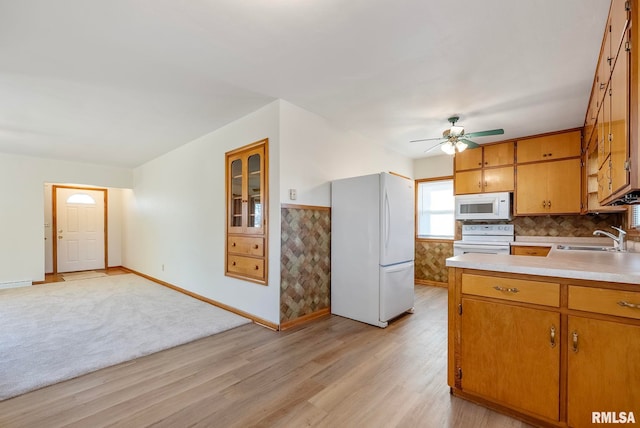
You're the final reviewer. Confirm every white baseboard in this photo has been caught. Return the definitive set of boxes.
[0,280,32,290]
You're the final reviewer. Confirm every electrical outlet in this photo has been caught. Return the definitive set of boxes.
[289,189,297,200]
[162,264,165,271]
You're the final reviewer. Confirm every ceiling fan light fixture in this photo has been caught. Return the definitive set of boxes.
[441,141,456,155]
[449,125,464,137]
[455,141,468,152]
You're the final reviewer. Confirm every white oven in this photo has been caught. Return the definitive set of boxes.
[453,224,514,256]
[455,192,512,221]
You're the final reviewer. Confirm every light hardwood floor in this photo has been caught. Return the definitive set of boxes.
[0,284,531,427]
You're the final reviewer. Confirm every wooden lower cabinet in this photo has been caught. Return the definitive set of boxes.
[510,245,551,257]
[460,298,560,421]
[449,268,640,427]
[567,316,640,427]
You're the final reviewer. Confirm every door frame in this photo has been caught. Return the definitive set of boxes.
[52,185,108,274]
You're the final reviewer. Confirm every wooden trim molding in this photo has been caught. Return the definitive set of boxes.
[281,203,330,211]
[280,308,331,331]
[122,267,280,331]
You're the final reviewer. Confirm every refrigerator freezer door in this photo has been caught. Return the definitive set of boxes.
[380,173,415,266]
[380,261,414,322]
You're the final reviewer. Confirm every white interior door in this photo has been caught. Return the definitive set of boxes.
[56,188,105,273]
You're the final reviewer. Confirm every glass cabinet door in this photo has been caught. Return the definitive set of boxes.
[247,153,262,230]
[229,157,244,231]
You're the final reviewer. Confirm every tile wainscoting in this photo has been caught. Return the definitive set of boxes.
[415,240,453,287]
[280,205,331,329]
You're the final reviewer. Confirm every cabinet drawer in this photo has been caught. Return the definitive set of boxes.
[462,273,560,307]
[510,245,551,257]
[569,286,640,320]
[228,255,264,278]
[228,236,264,256]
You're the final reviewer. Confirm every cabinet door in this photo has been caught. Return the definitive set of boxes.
[483,166,514,192]
[517,131,581,163]
[598,83,611,169]
[546,158,581,214]
[567,316,640,427]
[609,39,629,196]
[598,161,612,202]
[455,170,483,195]
[227,153,245,234]
[515,163,549,214]
[483,142,514,167]
[461,298,560,421]
[245,146,265,234]
[455,147,483,171]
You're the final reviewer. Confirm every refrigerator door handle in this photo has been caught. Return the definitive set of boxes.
[384,191,390,250]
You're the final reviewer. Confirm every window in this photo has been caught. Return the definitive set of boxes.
[416,178,455,239]
[66,193,96,204]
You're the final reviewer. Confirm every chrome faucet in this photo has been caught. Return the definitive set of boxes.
[593,226,627,252]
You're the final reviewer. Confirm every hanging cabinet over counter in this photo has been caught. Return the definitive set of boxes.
[225,138,268,284]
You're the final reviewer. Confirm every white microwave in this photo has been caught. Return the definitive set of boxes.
[455,192,512,221]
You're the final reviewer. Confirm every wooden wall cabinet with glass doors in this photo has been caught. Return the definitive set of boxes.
[225,139,268,284]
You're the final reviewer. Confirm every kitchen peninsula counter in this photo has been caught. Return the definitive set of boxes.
[447,248,640,427]
[446,249,640,285]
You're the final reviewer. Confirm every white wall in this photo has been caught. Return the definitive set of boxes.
[122,101,281,324]
[279,100,413,206]
[0,153,132,284]
[413,155,454,179]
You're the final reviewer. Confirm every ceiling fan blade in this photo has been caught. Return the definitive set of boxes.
[459,139,479,149]
[410,136,446,143]
[424,142,445,153]
[464,128,504,138]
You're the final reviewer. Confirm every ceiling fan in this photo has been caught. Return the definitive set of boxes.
[411,116,504,155]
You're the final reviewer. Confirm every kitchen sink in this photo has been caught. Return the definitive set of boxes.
[556,244,615,252]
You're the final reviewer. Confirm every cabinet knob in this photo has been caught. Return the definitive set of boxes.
[572,331,579,353]
[232,261,236,266]
[548,200,551,208]
[254,265,259,270]
[542,200,547,208]
[232,242,236,247]
[550,325,556,348]
[254,244,259,249]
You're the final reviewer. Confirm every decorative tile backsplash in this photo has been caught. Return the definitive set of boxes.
[414,214,626,286]
[511,214,624,237]
[280,206,331,324]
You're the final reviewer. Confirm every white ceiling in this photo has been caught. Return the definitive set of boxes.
[0,0,610,168]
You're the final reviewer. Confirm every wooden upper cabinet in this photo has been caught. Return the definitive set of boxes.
[455,147,483,171]
[482,141,514,167]
[455,142,514,171]
[225,138,269,284]
[516,130,582,164]
[608,28,630,197]
[516,158,581,215]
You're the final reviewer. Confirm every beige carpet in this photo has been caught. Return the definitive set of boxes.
[0,274,251,401]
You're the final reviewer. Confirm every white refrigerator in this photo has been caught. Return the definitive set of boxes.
[331,172,415,328]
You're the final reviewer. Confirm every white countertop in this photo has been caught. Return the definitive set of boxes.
[446,246,640,284]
